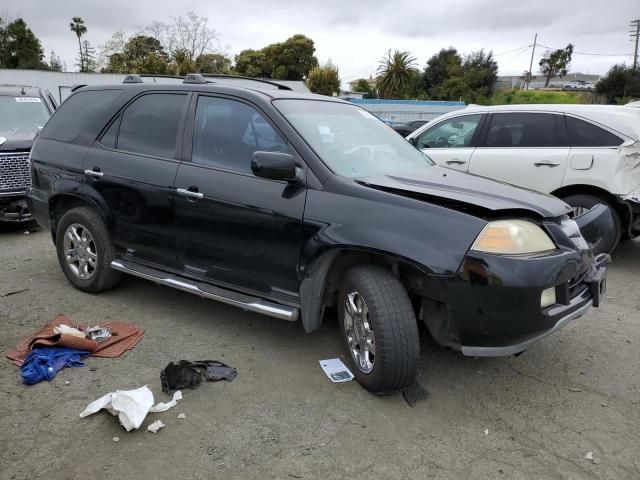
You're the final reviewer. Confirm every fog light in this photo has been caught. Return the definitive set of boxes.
[541,287,556,308]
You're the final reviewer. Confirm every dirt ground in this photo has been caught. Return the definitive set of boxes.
[0,223,638,480]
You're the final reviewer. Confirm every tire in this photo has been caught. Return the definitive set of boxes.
[55,206,122,293]
[338,265,419,395]
[562,194,622,255]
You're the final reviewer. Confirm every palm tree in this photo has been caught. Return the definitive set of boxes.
[376,50,417,99]
[69,17,87,72]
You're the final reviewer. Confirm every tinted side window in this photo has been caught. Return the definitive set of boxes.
[40,89,121,142]
[484,113,567,148]
[566,116,623,147]
[117,93,187,158]
[416,114,482,149]
[192,96,288,172]
[100,117,120,148]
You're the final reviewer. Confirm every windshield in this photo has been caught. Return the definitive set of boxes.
[274,99,433,177]
[0,96,50,136]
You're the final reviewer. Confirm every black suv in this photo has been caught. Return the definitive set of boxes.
[0,86,57,222]
[28,74,611,394]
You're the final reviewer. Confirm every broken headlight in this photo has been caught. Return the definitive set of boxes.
[471,220,556,255]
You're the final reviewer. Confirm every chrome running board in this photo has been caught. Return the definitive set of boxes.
[110,259,299,322]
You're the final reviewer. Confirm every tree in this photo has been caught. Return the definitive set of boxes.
[0,18,46,69]
[77,40,98,73]
[69,17,88,72]
[98,31,127,71]
[49,50,63,71]
[196,53,232,74]
[539,44,574,87]
[306,61,340,96]
[171,48,194,76]
[352,79,373,95]
[234,49,269,77]
[142,12,219,65]
[103,35,169,74]
[461,49,498,102]
[596,64,640,103]
[234,35,318,80]
[423,48,463,97]
[376,50,417,99]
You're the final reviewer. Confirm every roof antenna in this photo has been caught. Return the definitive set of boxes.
[21,87,26,95]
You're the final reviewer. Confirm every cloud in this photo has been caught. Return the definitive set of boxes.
[5,0,635,78]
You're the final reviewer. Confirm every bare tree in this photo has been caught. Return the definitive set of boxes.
[97,31,127,71]
[141,12,220,62]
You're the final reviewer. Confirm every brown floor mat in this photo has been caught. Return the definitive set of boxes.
[6,314,144,366]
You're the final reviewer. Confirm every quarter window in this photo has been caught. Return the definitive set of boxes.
[192,96,288,172]
[566,116,622,147]
[117,93,187,158]
[484,113,567,148]
[415,115,482,149]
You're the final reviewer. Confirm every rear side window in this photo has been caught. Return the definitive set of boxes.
[566,116,623,147]
[40,89,121,142]
[116,93,187,158]
[484,113,567,148]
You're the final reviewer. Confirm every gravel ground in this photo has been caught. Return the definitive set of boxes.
[1,223,639,480]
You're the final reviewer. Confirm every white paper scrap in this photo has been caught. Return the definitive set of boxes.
[80,386,181,431]
[319,358,354,383]
[149,391,182,413]
[147,420,165,433]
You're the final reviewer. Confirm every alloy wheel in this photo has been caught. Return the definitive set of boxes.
[63,223,98,280]
[343,291,376,373]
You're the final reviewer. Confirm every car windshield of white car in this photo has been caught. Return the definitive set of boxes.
[274,99,433,178]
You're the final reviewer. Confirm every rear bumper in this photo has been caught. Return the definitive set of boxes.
[0,191,31,222]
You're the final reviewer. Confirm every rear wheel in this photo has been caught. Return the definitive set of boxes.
[55,206,122,293]
[562,194,622,255]
[338,265,419,395]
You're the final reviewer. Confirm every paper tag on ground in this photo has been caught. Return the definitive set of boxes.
[319,358,354,383]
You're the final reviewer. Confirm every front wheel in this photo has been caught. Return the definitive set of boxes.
[338,265,419,395]
[562,194,622,255]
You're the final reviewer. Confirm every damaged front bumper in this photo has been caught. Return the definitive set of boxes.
[418,222,610,357]
[0,193,32,222]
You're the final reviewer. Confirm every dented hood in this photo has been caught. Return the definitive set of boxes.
[357,166,572,219]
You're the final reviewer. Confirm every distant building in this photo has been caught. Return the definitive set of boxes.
[0,69,309,103]
[348,99,465,123]
[495,72,601,90]
[348,77,378,93]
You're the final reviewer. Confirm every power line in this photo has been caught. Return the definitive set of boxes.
[631,19,640,70]
[493,45,531,57]
[537,43,631,57]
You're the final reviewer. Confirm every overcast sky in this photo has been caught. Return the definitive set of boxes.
[7,0,639,82]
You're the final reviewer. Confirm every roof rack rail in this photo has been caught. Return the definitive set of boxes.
[123,74,143,84]
[200,74,293,91]
[183,73,207,84]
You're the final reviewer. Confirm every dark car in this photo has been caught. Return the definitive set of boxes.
[0,86,57,222]
[27,74,611,394]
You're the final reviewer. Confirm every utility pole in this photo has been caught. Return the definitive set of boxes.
[526,33,537,90]
[631,19,640,70]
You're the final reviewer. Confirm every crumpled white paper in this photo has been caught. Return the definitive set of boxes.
[79,386,182,431]
[147,420,165,433]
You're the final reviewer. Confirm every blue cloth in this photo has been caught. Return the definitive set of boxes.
[21,347,89,385]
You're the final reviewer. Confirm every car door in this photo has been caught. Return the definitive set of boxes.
[173,94,307,302]
[83,91,189,269]
[468,112,570,193]
[411,114,484,171]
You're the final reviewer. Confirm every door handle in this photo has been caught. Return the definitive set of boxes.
[84,168,104,178]
[534,161,561,167]
[176,188,204,200]
[445,159,467,165]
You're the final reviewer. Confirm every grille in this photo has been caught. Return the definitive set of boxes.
[0,152,31,192]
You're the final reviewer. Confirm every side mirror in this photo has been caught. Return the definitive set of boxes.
[251,151,297,181]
